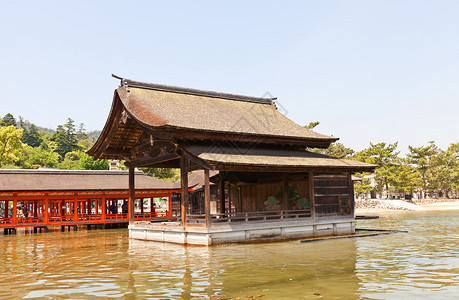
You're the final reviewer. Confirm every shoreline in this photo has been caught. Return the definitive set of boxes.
[355,199,459,214]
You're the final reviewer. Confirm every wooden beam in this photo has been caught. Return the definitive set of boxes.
[128,153,179,168]
[204,169,211,228]
[309,172,316,221]
[220,172,225,214]
[211,164,374,173]
[128,165,135,225]
[179,147,215,171]
[180,156,188,227]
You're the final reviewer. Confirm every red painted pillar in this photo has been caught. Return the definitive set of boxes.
[5,200,8,218]
[44,195,49,223]
[101,197,106,221]
[12,194,17,226]
[168,195,172,218]
[74,197,78,221]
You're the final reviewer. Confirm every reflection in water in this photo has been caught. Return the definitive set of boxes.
[0,211,458,299]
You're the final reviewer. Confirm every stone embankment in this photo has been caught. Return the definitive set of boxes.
[356,198,459,211]
[355,199,410,211]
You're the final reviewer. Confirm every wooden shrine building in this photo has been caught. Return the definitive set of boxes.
[88,76,376,245]
[0,169,182,231]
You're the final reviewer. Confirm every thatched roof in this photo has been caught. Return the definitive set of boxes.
[117,84,335,142]
[182,143,376,172]
[88,78,338,160]
[0,169,177,192]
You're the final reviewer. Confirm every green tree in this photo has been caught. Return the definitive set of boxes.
[79,154,109,170]
[141,168,180,182]
[0,125,24,167]
[0,113,17,127]
[76,123,88,141]
[353,175,373,199]
[15,144,60,169]
[52,118,81,158]
[304,121,320,130]
[355,142,399,198]
[314,142,355,159]
[391,163,422,196]
[427,143,459,197]
[58,151,83,170]
[21,123,43,147]
[406,141,438,198]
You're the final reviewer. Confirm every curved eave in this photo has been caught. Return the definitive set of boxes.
[87,91,123,159]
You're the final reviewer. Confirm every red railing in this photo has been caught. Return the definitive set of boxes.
[0,212,170,228]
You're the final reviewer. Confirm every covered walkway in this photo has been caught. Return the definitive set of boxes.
[0,169,183,230]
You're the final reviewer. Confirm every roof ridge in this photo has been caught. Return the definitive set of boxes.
[112,74,275,105]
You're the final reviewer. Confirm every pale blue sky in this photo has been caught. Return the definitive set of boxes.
[1,1,458,153]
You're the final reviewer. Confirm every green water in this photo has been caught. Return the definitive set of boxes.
[0,211,458,299]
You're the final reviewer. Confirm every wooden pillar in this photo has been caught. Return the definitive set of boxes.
[140,198,144,214]
[73,197,78,221]
[61,200,65,219]
[168,196,172,218]
[34,201,38,218]
[204,169,211,228]
[12,194,17,225]
[4,200,8,218]
[101,197,106,221]
[228,183,232,215]
[150,198,154,213]
[308,172,316,221]
[283,173,289,211]
[219,172,225,214]
[348,173,355,216]
[180,156,188,227]
[44,194,49,223]
[87,199,91,215]
[128,165,135,225]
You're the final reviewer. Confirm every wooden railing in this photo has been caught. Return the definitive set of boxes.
[185,209,312,225]
[0,211,170,228]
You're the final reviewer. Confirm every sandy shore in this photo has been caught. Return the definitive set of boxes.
[355,199,459,214]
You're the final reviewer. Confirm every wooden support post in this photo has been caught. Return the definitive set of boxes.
[204,169,211,228]
[44,194,49,224]
[12,194,17,226]
[227,182,232,215]
[74,197,78,221]
[4,200,8,218]
[309,172,316,221]
[348,173,355,216]
[128,165,135,225]
[140,198,144,214]
[168,196,172,218]
[101,197,106,221]
[34,201,38,218]
[219,172,225,214]
[180,156,188,227]
[283,173,289,211]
